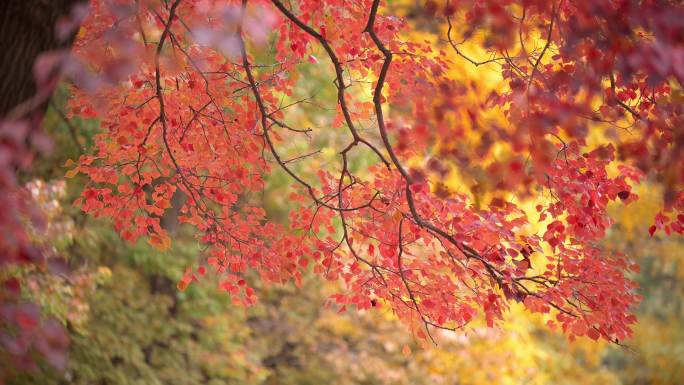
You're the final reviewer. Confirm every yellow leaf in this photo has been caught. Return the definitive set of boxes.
[393,210,403,222]
[65,168,80,178]
[148,233,171,251]
[177,280,188,291]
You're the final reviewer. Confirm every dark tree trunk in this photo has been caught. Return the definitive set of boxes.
[0,0,85,119]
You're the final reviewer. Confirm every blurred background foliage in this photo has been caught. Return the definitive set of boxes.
[4,3,683,383]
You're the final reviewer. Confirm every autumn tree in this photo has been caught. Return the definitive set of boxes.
[3,0,684,365]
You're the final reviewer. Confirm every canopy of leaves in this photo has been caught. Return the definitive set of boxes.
[61,0,684,345]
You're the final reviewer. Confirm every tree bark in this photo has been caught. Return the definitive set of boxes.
[0,0,85,119]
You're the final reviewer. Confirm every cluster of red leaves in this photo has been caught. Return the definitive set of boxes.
[68,0,683,344]
[442,0,684,234]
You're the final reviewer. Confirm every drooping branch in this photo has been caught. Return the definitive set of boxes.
[270,0,390,168]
